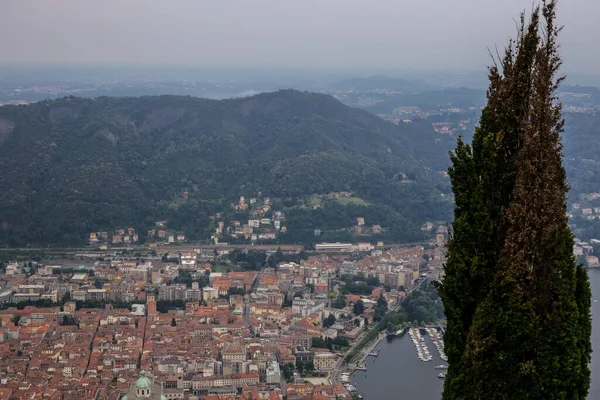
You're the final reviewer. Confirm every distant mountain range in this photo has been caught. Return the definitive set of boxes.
[330,75,433,92]
[0,90,452,246]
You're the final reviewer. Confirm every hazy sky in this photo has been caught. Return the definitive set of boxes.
[1,0,598,73]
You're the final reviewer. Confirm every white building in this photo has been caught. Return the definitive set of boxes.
[266,361,281,384]
[131,304,146,316]
[339,262,358,277]
[202,287,219,301]
[315,243,354,253]
[292,298,326,318]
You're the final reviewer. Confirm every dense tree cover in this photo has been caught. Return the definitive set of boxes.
[559,110,600,240]
[282,198,442,245]
[156,300,186,313]
[282,363,295,382]
[0,90,451,246]
[402,283,444,324]
[382,309,409,333]
[266,248,308,268]
[353,300,365,316]
[339,275,379,296]
[295,360,315,374]
[227,287,245,296]
[94,278,108,289]
[0,299,56,310]
[438,3,592,398]
[228,250,267,270]
[312,336,350,350]
[551,111,600,242]
[342,282,372,296]
[571,215,600,242]
[60,315,78,326]
[561,109,600,204]
[172,270,209,288]
[0,295,144,311]
[162,253,179,263]
[75,299,144,310]
[323,314,336,328]
[372,296,388,322]
[332,294,346,309]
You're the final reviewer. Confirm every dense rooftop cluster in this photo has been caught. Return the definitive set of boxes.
[0,231,447,399]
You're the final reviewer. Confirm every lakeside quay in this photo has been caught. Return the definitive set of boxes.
[339,278,429,375]
[351,333,445,399]
[351,269,600,400]
[353,331,387,368]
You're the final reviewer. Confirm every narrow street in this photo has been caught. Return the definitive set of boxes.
[243,268,264,327]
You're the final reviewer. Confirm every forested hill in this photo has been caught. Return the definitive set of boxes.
[0,90,451,246]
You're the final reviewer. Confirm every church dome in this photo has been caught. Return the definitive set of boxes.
[136,375,151,389]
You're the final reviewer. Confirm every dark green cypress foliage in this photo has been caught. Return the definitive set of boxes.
[439,12,540,400]
[575,263,592,398]
[439,1,591,398]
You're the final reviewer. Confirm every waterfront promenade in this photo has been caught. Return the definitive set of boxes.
[328,278,428,391]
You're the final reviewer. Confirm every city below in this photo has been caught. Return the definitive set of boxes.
[0,226,447,400]
[2,0,600,399]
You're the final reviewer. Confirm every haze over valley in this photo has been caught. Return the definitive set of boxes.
[1,1,599,400]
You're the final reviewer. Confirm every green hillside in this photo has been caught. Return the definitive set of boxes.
[0,90,451,246]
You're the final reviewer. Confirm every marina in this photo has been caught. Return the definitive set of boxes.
[351,269,600,400]
[351,334,445,399]
[409,327,433,362]
[426,327,448,362]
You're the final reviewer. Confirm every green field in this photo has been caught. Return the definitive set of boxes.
[211,263,240,273]
[337,197,371,206]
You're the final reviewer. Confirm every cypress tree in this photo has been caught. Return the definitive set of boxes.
[439,1,591,398]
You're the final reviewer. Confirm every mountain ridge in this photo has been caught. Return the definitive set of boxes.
[0,90,451,246]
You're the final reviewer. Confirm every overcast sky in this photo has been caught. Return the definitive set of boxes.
[1,0,598,73]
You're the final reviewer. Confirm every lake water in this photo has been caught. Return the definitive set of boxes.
[352,268,600,400]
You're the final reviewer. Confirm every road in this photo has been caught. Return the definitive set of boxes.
[0,243,305,252]
[0,240,437,253]
[242,267,265,327]
[243,267,288,394]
